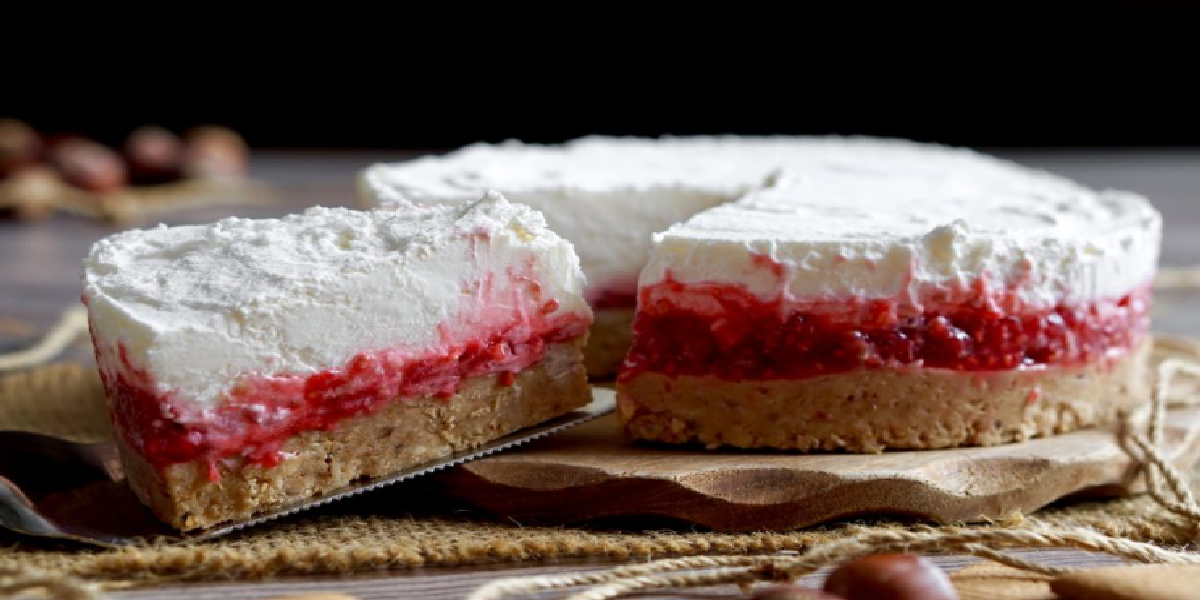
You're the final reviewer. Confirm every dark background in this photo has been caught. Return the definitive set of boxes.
[6,2,1198,150]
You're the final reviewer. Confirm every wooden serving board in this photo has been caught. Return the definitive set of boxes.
[435,389,1200,531]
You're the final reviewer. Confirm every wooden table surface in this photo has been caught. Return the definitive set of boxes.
[1,149,1198,599]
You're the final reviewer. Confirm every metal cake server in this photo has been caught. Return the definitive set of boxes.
[0,392,614,546]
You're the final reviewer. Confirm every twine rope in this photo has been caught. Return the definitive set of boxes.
[0,307,88,372]
[0,567,109,600]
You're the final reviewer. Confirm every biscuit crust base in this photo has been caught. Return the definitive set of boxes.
[583,309,634,379]
[120,340,590,531]
[618,340,1152,453]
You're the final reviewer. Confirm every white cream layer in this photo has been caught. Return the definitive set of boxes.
[360,137,1160,309]
[82,192,590,410]
[359,137,910,295]
[645,160,1161,309]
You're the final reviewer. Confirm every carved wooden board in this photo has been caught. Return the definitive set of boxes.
[436,390,1200,531]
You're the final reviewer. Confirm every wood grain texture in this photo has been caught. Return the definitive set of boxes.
[435,386,1200,531]
[1050,564,1200,600]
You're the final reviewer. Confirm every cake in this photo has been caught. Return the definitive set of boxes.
[360,137,1161,451]
[82,192,593,530]
[618,147,1160,451]
[359,137,873,376]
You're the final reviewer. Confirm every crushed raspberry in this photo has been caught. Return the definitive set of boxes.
[587,277,640,310]
[92,267,591,473]
[751,252,785,278]
[590,289,638,310]
[620,274,1151,382]
[104,317,587,473]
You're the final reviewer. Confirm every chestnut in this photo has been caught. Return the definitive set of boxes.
[823,554,958,600]
[125,125,184,184]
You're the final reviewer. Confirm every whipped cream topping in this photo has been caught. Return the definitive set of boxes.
[361,137,1159,310]
[360,137,967,296]
[83,192,590,410]
[360,136,1157,304]
[645,159,1161,310]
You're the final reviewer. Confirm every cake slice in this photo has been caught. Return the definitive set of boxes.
[618,150,1161,452]
[82,192,593,530]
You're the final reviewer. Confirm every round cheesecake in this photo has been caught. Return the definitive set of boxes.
[360,136,1161,452]
[618,145,1160,451]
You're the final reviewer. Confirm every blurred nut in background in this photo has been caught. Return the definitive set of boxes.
[48,138,128,194]
[0,119,43,178]
[184,125,249,179]
[823,554,958,600]
[3,165,60,220]
[125,126,184,185]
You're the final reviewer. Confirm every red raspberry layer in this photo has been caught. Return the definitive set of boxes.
[620,273,1151,382]
[100,315,587,476]
[587,278,639,310]
[590,289,638,310]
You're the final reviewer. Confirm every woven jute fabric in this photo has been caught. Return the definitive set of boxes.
[1,347,1198,587]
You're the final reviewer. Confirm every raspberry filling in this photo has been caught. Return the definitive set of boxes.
[89,260,591,476]
[99,314,587,475]
[587,278,640,310]
[620,273,1151,382]
[590,289,638,310]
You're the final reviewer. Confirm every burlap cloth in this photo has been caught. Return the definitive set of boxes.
[2,345,1198,588]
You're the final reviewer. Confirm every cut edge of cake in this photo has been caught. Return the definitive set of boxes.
[83,192,595,529]
[124,340,589,530]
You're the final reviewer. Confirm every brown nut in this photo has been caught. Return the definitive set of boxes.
[1,165,59,220]
[750,584,846,600]
[125,126,184,185]
[823,554,958,600]
[49,138,127,194]
[0,119,43,178]
[184,125,248,179]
